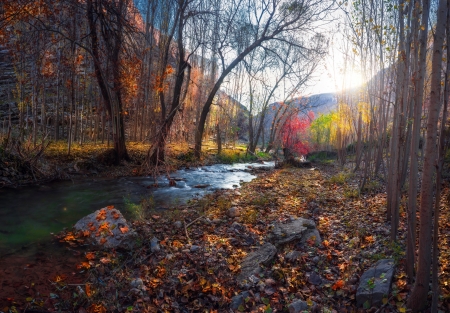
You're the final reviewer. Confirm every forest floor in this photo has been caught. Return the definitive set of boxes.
[3,159,449,313]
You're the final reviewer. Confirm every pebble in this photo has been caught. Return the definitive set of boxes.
[228,207,240,217]
[190,245,200,252]
[150,237,160,253]
[174,221,183,229]
[130,278,143,289]
[181,249,190,253]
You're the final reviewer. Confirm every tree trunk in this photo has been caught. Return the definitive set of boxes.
[406,0,430,282]
[408,0,447,309]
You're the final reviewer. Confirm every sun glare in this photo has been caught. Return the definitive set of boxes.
[344,70,365,90]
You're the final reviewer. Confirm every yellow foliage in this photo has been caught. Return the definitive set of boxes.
[357,102,371,124]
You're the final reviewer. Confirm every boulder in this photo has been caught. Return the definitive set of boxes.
[356,259,395,308]
[269,217,318,246]
[300,228,322,247]
[74,207,137,249]
[237,243,277,282]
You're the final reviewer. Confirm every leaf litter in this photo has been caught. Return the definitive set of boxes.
[5,163,450,312]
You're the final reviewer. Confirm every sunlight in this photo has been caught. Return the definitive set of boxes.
[343,69,366,90]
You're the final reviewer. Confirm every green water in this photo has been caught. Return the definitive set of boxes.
[0,162,274,256]
[0,178,143,255]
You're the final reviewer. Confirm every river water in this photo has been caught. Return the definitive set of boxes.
[0,161,274,256]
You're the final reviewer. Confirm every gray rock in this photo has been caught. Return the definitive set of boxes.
[228,207,241,217]
[73,207,137,249]
[288,300,311,313]
[238,243,277,282]
[307,272,323,286]
[230,291,250,310]
[356,259,395,308]
[269,217,317,245]
[190,245,200,252]
[300,228,322,247]
[150,237,161,252]
[174,221,183,229]
[312,256,320,264]
[285,251,301,262]
[130,278,144,289]
[231,222,246,232]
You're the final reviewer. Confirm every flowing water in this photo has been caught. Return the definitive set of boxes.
[0,161,274,256]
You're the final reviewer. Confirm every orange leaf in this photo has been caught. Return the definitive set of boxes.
[96,209,107,221]
[322,240,330,247]
[86,284,92,297]
[106,205,115,210]
[77,262,91,269]
[100,238,107,244]
[119,226,129,234]
[99,222,110,231]
[100,257,111,264]
[88,304,106,313]
[112,212,120,220]
[86,252,96,260]
[83,230,91,237]
[332,280,345,290]
[64,234,76,241]
[365,236,375,243]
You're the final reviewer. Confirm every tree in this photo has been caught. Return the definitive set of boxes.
[408,0,448,309]
[193,0,332,158]
[281,112,312,158]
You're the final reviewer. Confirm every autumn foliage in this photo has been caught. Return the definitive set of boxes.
[281,112,313,157]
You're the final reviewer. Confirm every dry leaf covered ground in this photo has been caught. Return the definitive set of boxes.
[3,162,450,313]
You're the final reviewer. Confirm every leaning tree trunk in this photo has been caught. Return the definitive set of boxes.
[408,0,447,310]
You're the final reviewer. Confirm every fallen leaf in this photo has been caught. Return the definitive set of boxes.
[332,280,345,290]
[85,252,96,260]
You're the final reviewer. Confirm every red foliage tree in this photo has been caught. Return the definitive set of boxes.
[281,112,313,158]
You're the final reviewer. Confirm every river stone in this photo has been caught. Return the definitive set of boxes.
[237,243,277,282]
[269,217,317,245]
[356,259,395,308]
[74,207,137,249]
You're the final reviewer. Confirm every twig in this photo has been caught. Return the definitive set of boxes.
[184,219,191,243]
[185,215,205,228]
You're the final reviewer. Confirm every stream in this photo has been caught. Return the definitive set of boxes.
[0,161,274,256]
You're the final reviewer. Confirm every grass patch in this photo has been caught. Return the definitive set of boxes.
[216,150,257,164]
[329,171,354,185]
[307,150,337,164]
[123,196,155,221]
[343,187,359,199]
[241,208,259,223]
[250,194,270,207]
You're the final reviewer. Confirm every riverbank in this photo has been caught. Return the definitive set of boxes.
[0,140,270,188]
